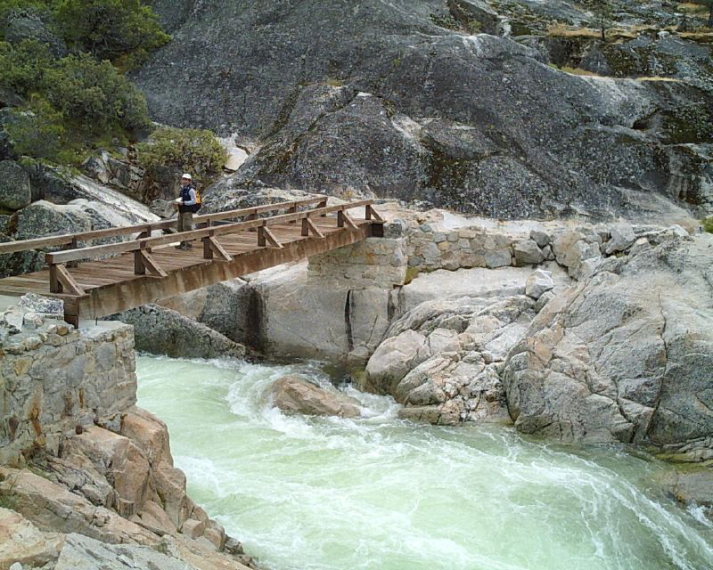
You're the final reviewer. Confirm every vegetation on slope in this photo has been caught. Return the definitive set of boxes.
[0,1,171,165]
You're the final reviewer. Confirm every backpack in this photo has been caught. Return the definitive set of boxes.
[192,187,202,212]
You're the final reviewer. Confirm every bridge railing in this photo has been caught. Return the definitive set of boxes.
[42,200,383,296]
[0,196,330,256]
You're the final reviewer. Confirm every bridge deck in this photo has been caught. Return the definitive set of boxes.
[0,199,383,326]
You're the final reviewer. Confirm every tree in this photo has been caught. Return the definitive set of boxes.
[55,0,170,68]
[587,0,614,41]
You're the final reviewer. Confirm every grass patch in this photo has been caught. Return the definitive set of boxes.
[404,266,420,285]
[679,31,713,43]
[635,76,682,82]
[549,64,603,77]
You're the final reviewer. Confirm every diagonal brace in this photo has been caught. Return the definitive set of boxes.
[258,226,283,248]
[301,217,325,238]
[49,264,86,295]
[338,210,358,229]
[203,236,232,261]
[134,249,167,278]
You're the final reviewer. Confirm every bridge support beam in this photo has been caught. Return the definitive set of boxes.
[70,222,382,324]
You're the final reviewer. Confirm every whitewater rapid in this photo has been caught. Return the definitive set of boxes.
[137,355,713,570]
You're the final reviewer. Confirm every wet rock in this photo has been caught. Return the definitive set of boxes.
[365,329,430,395]
[270,375,361,418]
[666,468,713,519]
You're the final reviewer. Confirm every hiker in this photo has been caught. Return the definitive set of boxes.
[175,173,197,249]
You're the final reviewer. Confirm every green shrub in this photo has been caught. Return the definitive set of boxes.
[137,127,227,179]
[703,217,713,233]
[0,40,54,95]
[55,0,170,69]
[5,96,66,160]
[44,52,150,133]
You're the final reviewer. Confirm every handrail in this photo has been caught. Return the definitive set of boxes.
[45,200,377,265]
[0,196,328,255]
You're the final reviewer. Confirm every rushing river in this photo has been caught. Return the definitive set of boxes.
[136,355,713,570]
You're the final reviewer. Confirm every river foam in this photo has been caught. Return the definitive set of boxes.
[137,355,713,570]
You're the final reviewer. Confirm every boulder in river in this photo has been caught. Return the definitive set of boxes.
[270,375,361,418]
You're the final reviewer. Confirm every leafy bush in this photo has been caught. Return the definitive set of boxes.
[4,96,66,160]
[0,39,54,94]
[137,127,227,179]
[703,217,713,233]
[55,0,170,68]
[44,52,150,133]
[0,2,169,166]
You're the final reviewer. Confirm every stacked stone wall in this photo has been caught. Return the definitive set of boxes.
[0,315,135,466]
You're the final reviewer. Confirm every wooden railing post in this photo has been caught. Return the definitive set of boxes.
[66,237,80,268]
[134,246,146,275]
[203,231,214,260]
[49,263,61,293]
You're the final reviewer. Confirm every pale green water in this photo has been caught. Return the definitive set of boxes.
[136,355,713,570]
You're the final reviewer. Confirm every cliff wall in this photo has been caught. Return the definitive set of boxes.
[0,312,254,570]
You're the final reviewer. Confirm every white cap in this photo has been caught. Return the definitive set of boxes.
[181,173,192,180]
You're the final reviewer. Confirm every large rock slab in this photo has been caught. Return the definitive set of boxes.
[503,233,713,452]
[108,304,246,359]
[134,1,713,220]
[247,262,393,362]
[270,375,361,418]
[399,264,569,313]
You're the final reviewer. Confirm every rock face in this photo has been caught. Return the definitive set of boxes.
[0,160,31,211]
[365,294,538,425]
[108,304,246,360]
[270,375,361,418]
[134,0,713,220]
[503,233,713,454]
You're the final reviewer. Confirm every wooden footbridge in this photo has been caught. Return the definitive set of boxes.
[0,198,384,327]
